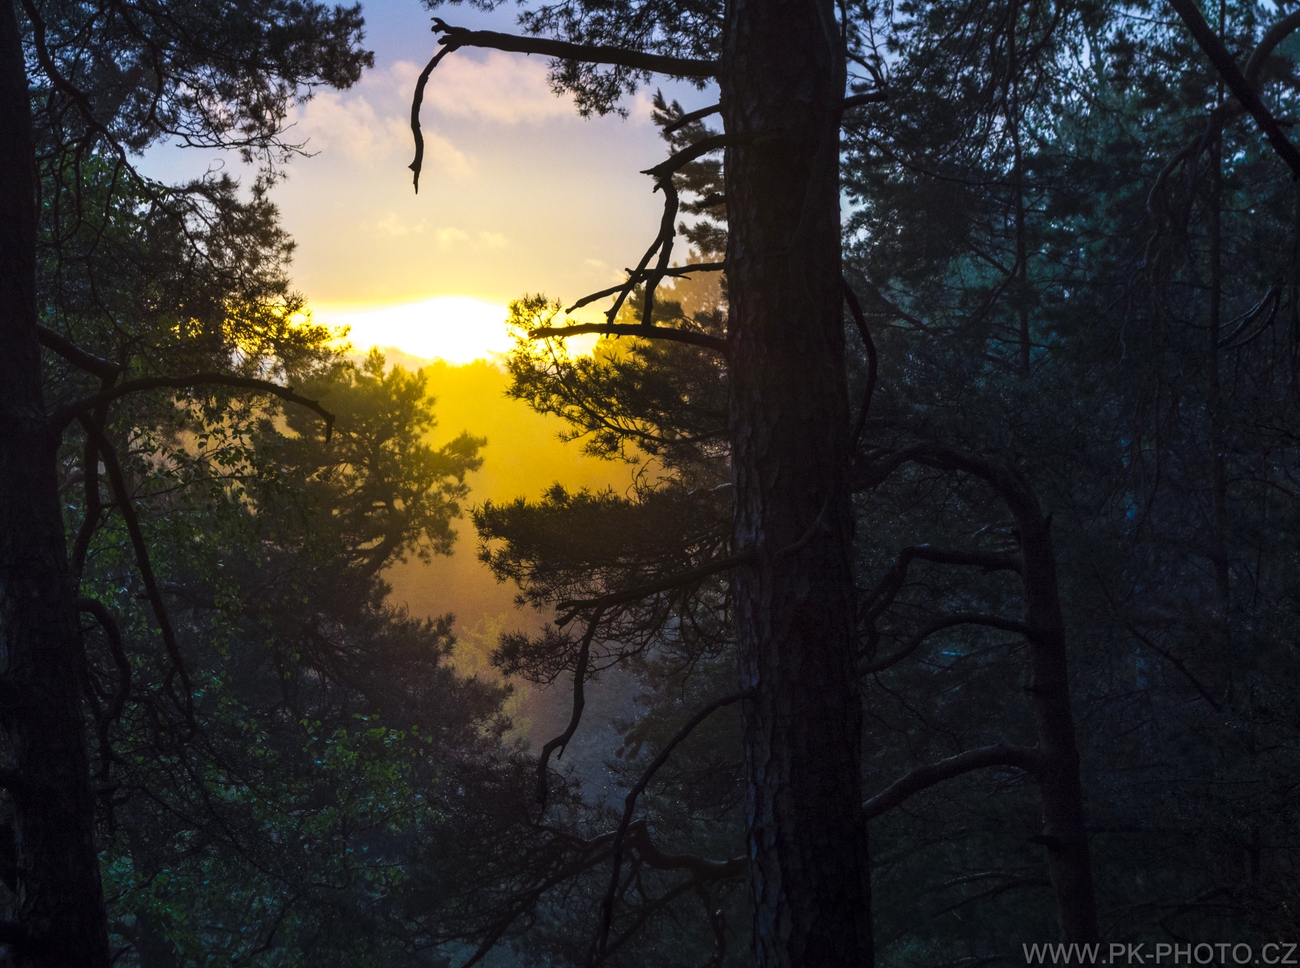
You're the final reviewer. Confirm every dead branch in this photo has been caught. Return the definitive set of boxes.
[535,610,604,806]
[863,744,1042,819]
[663,102,720,134]
[595,691,748,958]
[565,263,724,313]
[408,45,456,192]
[860,544,1024,622]
[640,175,680,326]
[529,322,728,354]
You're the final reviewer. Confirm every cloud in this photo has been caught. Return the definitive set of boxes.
[475,231,508,250]
[391,53,578,125]
[371,213,427,236]
[290,65,473,177]
[436,226,471,249]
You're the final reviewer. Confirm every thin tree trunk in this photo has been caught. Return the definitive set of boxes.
[1016,506,1099,943]
[720,1,873,965]
[0,1,111,964]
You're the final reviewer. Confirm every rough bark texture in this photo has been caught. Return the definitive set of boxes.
[1012,492,1099,943]
[720,1,873,965]
[0,1,112,964]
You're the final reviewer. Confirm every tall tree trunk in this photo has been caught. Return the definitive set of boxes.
[0,2,112,964]
[1015,505,1099,943]
[720,2,873,965]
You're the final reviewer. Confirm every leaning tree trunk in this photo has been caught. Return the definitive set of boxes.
[721,1,873,965]
[0,2,112,965]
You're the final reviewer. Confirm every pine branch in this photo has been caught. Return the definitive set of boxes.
[1167,0,1300,179]
[863,745,1042,819]
[862,613,1034,673]
[565,263,724,313]
[53,373,335,438]
[535,610,604,806]
[36,325,121,382]
[554,552,752,626]
[529,322,728,355]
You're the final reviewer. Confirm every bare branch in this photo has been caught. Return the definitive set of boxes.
[37,325,121,382]
[843,278,878,450]
[640,176,680,326]
[862,613,1034,674]
[408,45,456,192]
[663,102,720,134]
[76,598,132,727]
[860,544,1023,622]
[1127,627,1222,711]
[431,19,717,79]
[53,373,335,438]
[842,90,887,109]
[565,263,724,313]
[554,552,753,627]
[529,322,727,356]
[863,745,1042,819]
[596,692,749,957]
[1167,0,1300,178]
[640,132,775,181]
[535,610,603,806]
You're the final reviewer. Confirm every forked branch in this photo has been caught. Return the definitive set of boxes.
[535,610,604,806]
[554,552,753,626]
[1167,0,1300,179]
[595,691,749,959]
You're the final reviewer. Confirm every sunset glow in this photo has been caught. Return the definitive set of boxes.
[314,296,513,364]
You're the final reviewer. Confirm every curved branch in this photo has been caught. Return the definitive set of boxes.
[663,102,720,134]
[408,45,457,192]
[554,552,753,627]
[79,419,194,725]
[37,325,121,382]
[863,745,1042,819]
[843,277,878,449]
[596,691,748,957]
[529,323,727,355]
[53,373,335,438]
[640,176,680,326]
[1167,0,1300,179]
[1245,9,1300,88]
[75,598,132,727]
[641,132,775,181]
[431,19,717,79]
[535,610,603,806]
[862,613,1034,673]
[860,544,1023,621]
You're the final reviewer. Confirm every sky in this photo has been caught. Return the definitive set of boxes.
[138,0,720,636]
[140,0,718,362]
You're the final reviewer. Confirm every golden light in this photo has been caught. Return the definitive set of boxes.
[313,296,513,364]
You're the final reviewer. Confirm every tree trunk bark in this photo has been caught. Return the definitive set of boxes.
[720,2,873,965]
[1014,502,1099,943]
[0,1,112,964]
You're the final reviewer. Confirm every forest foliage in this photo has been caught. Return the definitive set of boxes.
[6,0,1300,966]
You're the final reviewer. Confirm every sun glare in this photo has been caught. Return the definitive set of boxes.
[313,296,514,364]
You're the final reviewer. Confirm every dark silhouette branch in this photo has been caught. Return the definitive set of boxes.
[663,102,720,134]
[407,45,456,192]
[862,613,1034,673]
[640,176,680,326]
[842,90,887,109]
[1167,0,1300,179]
[596,691,749,957]
[535,610,604,806]
[54,374,335,438]
[863,745,1042,819]
[641,132,775,181]
[860,544,1023,621]
[36,325,121,382]
[1127,627,1223,711]
[431,19,717,78]
[566,263,724,313]
[76,598,132,726]
[530,322,727,355]
[1244,8,1300,88]
[555,552,753,626]
[79,418,194,725]
[843,277,878,449]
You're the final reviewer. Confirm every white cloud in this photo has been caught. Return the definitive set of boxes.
[290,65,473,178]
[372,212,427,236]
[436,226,470,249]
[392,53,578,125]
